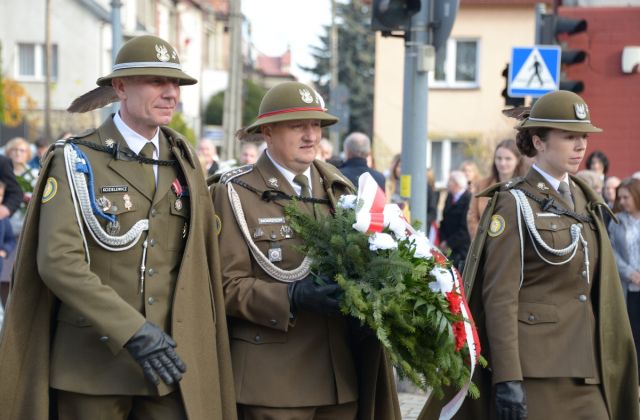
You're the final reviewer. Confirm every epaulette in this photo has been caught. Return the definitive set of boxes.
[476,177,524,198]
[219,164,254,184]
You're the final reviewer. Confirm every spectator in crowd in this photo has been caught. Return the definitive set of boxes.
[316,138,333,161]
[239,141,260,165]
[0,137,40,304]
[426,168,439,228]
[604,176,621,208]
[585,150,609,195]
[339,132,385,190]
[29,135,61,170]
[609,178,640,391]
[459,160,480,193]
[467,139,522,240]
[0,181,17,275]
[439,170,471,272]
[576,169,604,195]
[196,138,219,176]
[386,154,403,205]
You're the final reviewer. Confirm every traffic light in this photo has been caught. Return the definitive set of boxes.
[501,64,525,107]
[539,13,587,93]
[371,0,421,33]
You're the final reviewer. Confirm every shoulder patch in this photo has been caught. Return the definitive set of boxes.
[487,214,506,237]
[42,177,58,203]
[219,165,254,184]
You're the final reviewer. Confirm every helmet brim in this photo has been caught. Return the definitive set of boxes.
[97,67,197,87]
[245,110,338,134]
[518,119,602,133]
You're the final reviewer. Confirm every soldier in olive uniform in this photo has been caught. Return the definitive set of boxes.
[211,81,401,420]
[421,90,638,420]
[0,35,235,420]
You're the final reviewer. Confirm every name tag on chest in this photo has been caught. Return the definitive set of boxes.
[101,185,129,193]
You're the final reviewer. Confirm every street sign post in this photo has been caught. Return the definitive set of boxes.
[508,45,560,98]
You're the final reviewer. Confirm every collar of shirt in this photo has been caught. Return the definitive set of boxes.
[265,150,312,196]
[452,189,466,203]
[532,163,569,192]
[113,112,160,158]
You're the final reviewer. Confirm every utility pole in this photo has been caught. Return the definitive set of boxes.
[44,0,52,139]
[399,2,431,228]
[329,0,339,150]
[111,0,123,115]
[223,0,244,160]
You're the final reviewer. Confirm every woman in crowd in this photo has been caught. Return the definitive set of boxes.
[585,150,609,195]
[466,139,522,240]
[608,178,640,391]
[459,160,480,193]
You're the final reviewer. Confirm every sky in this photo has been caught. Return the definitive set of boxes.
[241,0,332,82]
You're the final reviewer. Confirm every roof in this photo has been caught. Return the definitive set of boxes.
[256,50,292,77]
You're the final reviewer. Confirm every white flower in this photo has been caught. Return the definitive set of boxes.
[337,194,357,209]
[428,267,454,294]
[368,232,398,251]
[409,231,433,259]
[384,204,407,239]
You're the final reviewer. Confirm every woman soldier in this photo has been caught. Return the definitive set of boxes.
[420,90,638,420]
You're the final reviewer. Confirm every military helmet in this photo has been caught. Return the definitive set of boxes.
[517,90,602,133]
[245,81,338,134]
[96,35,197,87]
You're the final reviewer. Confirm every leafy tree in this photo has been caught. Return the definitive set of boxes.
[168,112,196,145]
[304,0,375,136]
[204,78,267,126]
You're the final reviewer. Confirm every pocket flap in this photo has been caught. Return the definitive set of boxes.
[230,322,287,344]
[518,302,558,325]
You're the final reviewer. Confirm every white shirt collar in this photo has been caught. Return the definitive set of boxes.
[265,150,312,196]
[113,112,160,158]
[532,163,569,192]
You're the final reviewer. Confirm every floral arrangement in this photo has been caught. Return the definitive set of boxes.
[285,173,485,415]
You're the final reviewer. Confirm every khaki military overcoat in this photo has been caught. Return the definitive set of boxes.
[0,118,236,420]
[211,154,401,419]
[419,169,638,419]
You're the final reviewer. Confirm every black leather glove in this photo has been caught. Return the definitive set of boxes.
[125,322,187,386]
[288,274,341,316]
[495,380,528,420]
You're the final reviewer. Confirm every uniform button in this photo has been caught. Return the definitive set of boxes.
[270,232,277,240]
[110,205,119,212]
[99,335,109,342]
[551,223,557,230]
[269,319,278,326]
[254,334,262,342]
[148,268,155,276]
[149,239,157,247]
[151,208,158,217]
[528,314,536,322]
[147,297,155,305]
[578,294,587,302]
[582,270,587,278]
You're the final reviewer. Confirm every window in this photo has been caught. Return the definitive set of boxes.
[17,43,58,81]
[428,139,469,188]
[431,39,479,88]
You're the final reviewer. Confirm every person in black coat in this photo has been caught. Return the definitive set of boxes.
[439,170,471,273]
[338,132,385,190]
[0,154,23,219]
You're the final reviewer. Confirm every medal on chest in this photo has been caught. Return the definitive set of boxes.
[171,178,183,211]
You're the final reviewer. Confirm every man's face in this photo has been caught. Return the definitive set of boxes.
[239,144,259,165]
[197,141,215,163]
[262,119,321,174]
[113,76,180,139]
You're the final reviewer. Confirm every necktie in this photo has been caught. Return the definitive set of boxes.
[293,174,311,198]
[140,142,156,195]
[558,181,574,211]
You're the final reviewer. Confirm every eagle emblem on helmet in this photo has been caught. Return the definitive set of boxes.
[299,89,314,104]
[574,103,588,120]
[155,44,171,62]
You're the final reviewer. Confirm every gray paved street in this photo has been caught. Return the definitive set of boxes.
[399,392,428,420]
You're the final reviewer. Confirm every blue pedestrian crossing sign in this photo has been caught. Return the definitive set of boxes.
[508,46,561,98]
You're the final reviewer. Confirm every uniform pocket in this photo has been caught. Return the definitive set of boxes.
[518,302,558,325]
[534,217,574,250]
[167,196,190,251]
[230,321,287,345]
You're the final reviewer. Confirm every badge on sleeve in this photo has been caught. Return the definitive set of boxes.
[42,177,58,203]
[488,214,506,237]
